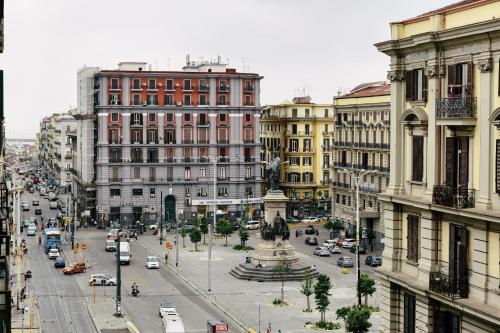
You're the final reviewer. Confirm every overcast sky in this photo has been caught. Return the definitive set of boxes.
[0,0,456,139]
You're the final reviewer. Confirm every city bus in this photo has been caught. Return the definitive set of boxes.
[44,228,62,253]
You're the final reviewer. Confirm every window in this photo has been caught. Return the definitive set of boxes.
[245,186,253,196]
[218,186,228,197]
[183,79,191,90]
[245,114,251,122]
[496,140,500,193]
[303,139,311,152]
[133,94,141,105]
[166,79,174,91]
[292,124,297,134]
[182,127,192,143]
[435,311,460,333]
[185,187,190,197]
[165,128,175,144]
[289,157,300,165]
[132,130,142,144]
[305,109,310,118]
[219,114,226,122]
[132,78,141,90]
[405,68,427,101]
[132,113,142,126]
[166,113,174,122]
[412,136,424,182]
[184,167,191,180]
[219,80,228,91]
[109,94,121,105]
[147,148,158,162]
[167,166,173,180]
[184,113,191,122]
[148,79,156,90]
[183,94,191,106]
[149,188,156,198]
[133,167,140,179]
[148,113,156,122]
[132,188,143,197]
[111,167,119,181]
[290,139,299,152]
[219,95,227,105]
[218,167,226,180]
[199,94,207,105]
[110,189,121,197]
[303,172,313,182]
[147,94,158,105]
[292,109,297,118]
[303,157,311,166]
[407,215,419,262]
[447,62,472,97]
[111,78,119,90]
[245,166,252,179]
[305,124,310,135]
[109,129,119,144]
[149,167,156,181]
[164,95,174,106]
[200,167,206,178]
[245,95,251,106]
[403,294,416,333]
[199,79,208,91]
[324,109,329,118]
[111,113,119,122]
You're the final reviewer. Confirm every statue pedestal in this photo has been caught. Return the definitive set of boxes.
[251,237,299,266]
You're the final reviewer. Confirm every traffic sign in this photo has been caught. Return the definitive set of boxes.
[166,242,172,249]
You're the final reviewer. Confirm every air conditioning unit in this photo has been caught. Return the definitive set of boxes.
[176,102,182,106]
[157,83,163,87]
[142,82,147,86]
[142,101,147,106]
[175,83,180,87]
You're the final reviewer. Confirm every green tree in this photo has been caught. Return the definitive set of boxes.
[199,217,208,245]
[189,227,202,251]
[324,220,345,238]
[336,306,351,332]
[179,225,188,248]
[346,306,372,333]
[216,219,233,246]
[366,229,375,252]
[299,271,314,312]
[239,227,249,246]
[359,274,376,306]
[273,260,290,305]
[314,274,332,323]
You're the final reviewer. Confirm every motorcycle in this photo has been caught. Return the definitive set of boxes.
[132,288,139,297]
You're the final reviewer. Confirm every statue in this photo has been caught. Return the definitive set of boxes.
[266,154,281,191]
[260,221,275,241]
[273,212,290,241]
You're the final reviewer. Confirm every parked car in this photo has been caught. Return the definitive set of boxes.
[331,246,341,254]
[34,208,42,215]
[54,256,65,268]
[63,262,86,275]
[286,217,300,224]
[301,217,319,224]
[49,201,58,209]
[48,248,60,259]
[313,246,330,257]
[245,220,260,230]
[89,274,116,286]
[365,255,382,267]
[305,236,318,246]
[159,301,177,317]
[305,225,316,235]
[337,256,354,267]
[105,239,117,252]
[350,243,366,254]
[32,200,39,206]
[322,240,336,248]
[108,228,119,240]
[146,256,160,269]
[21,201,29,211]
[48,217,56,226]
[341,238,356,248]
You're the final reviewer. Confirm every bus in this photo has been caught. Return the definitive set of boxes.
[44,228,62,253]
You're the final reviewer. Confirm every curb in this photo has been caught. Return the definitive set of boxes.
[135,239,248,333]
[82,297,100,333]
[127,320,141,333]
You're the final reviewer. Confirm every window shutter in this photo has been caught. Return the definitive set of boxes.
[496,140,500,193]
[412,136,423,181]
[406,70,414,101]
[449,224,457,281]
[445,137,456,187]
[447,65,456,96]
[465,62,473,97]
[422,73,428,102]
[458,137,469,188]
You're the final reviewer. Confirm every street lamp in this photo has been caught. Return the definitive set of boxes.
[342,168,378,307]
[176,208,183,267]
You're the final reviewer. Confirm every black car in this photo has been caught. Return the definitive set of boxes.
[54,256,65,268]
[305,236,318,246]
[365,255,382,267]
[305,226,316,235]
[350,244,366,254]
[32,200,39,206]
[34,208,42,215]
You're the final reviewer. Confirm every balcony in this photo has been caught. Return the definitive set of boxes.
[333,162,351,168]
[436,97,477,119]
[432,185,475,209]
[218,139,229,144]
[243,139,254,144]
[429,271,468,299]
[182,140,194,144]
[109,157,122,163]
[109,178,123,183]
[197,121,210,127]
[147,158,159,163]
[199,85,209,92]
[131,158,143,163]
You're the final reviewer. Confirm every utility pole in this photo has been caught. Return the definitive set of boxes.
[115,227,122,317]
[160,191,163,245]
[176,208,182,267]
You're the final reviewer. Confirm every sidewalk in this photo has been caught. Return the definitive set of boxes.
[10,250,40,333]
[136,232,380,333]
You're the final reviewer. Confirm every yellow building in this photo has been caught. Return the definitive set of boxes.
[376,1,500,332]
[261,96,334,218]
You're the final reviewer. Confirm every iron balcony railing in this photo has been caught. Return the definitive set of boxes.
[432,185,475,209]
[436,97,477,118]
[429,271,469,299]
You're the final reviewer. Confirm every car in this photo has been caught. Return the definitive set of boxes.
[304,236,318,246]
[29,216,36,223]
[146,256,160,269]
[286,217,300,224]
[54,256,65,268]
[313,246,330,256]
[48,217,56,225]
[149,224,159,231]
[21,201,29,211]
[350,243,366,254]
[245,220,260,230]
[27,225,37,236]
[63,262,86,275]
[89,274,116,286]
[49,201,58,209]
[331,246,341,254]
[322,240,336,248]
[341,238,356,248]
[29,187,35,193]
[32,200,39,206]
[48,248,60,259]
[34,208,42,215]
[159,301,177,317]
[305,225,316,235]
[105,239,117,252]
[108,228,120,240]
[337,256,354,267]
[365,255,382,267]
[302,217,319,224]
[22,219,30,227]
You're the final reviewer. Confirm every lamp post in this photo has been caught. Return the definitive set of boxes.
[342,168,378,307]
[176,208,183,267]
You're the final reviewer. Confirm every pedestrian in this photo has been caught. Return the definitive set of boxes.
[134,232,138,240]
[315,229,319,236]
[295,229,298,238]
[164,253,168,264]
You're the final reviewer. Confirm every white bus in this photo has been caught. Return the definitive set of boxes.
[118,242,131,265]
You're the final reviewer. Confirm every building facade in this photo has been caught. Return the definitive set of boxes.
[332,82,390,249]
[53,112,76,193]
[261,97,334,218]
[73,60,263,225]
[376,1,500,332]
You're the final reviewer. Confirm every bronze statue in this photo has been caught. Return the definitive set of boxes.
[265,155,281,191]
[274,211,290,241]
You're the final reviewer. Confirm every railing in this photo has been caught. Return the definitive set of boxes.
[182,140,194,144]
[131,158,143,163]
[243,139,254,144]
[147,158,159,163]
[429,271,469,299]
[333,162,351,168]
[109,158,122,163]
[109,178,122,182]
[436,97,477,118]
[432,185,475,208]
[381,143,390,149]
[197,122,210,127]
[218,139,229,144]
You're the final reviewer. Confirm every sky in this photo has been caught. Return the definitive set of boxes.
[0,0,457,139]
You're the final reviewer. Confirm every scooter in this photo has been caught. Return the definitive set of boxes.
[132,288,139,297]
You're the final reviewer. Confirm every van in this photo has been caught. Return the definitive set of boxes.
[105,239,117,252]
[27,226,37,236]
[245,220,260,230]
[118,242,131,265]
[163,313,185,333]
[21,202,29,211]
[49,201,58,209]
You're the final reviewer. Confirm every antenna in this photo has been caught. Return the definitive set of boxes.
[186,54,190,66]
[217,55,221,64]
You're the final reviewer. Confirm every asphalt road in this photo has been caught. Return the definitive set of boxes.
[21,189,96,333]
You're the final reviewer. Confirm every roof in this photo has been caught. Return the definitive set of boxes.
[336,82,390,99]
[399,0,489,23]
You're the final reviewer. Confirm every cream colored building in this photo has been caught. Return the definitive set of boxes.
[332,82,390,249]
[376,1,500,332]
[261,96,334,217]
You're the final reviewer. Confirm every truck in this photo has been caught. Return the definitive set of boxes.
[44,228,62,253]
[163,313,185,333]
[118,241,131,265]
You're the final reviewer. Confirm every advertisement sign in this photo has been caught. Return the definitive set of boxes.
[192,198,263,206]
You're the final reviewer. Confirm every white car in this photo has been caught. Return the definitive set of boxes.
[331,246,341,254]
[302,217,319,224]
[89,274,117,286]
[322,240,336,248]
[159,301,177,317]
[341,238,356,248]
[49,201,58,209]
[149,224,158,231]
[48,248,60,259]
[245,220,260,230]
[146,256,160,269]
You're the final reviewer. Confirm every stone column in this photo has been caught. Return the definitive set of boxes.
[417,210,438,287]
[192,113,198,146]
[387,69,406,195]
[378,278,400,333]
[158,114,165,144]
[175,113,182,160]
[254,114,261,144]
[209,113,217,157]
[98,113,108,144]
[476,58,493,209]
[381,201,403,272]
[424,64,441,195]
[470,227,488,299]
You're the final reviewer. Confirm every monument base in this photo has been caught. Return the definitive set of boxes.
[250,239,299,267]
[229,262,318,282]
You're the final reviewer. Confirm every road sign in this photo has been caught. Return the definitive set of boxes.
[166,242,172,249]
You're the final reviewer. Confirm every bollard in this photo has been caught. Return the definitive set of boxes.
[341,267,349,274]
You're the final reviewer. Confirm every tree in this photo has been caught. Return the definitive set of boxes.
[199,217,208,245]
[179,225,188,248]
[359,274,376,306]
[314,274,332,323]
[239,227,249,246]
[299,271,314,312]
[336,306,351,332]
[189,227,202,251]
[216,219,233,246]
[346,307,371,333]
[324,220,345,238]
[273,260,290,305]
[366,229,375,252]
